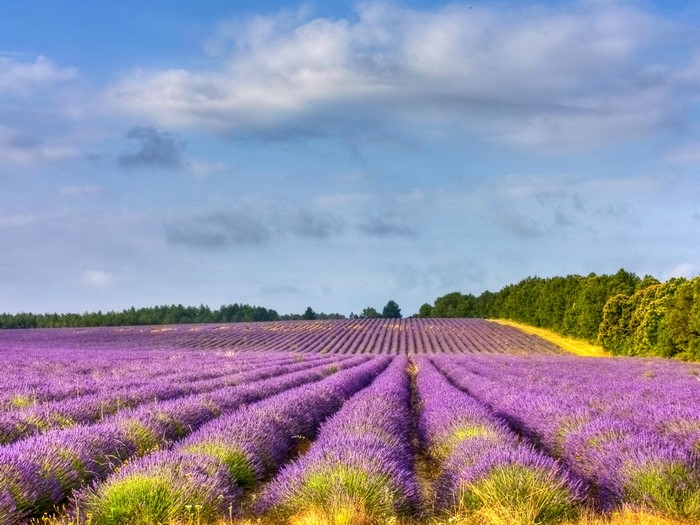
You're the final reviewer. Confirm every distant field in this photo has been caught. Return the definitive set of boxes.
[1,319,699,525]
[0,318,564,355]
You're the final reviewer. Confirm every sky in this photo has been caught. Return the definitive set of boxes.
[2,0,700,317]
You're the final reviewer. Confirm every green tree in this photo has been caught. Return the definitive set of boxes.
[302,307,317,320]
[382,300,402,319]
[417,303,433,317]
[360,307,381,318]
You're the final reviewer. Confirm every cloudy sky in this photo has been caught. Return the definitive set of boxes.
[2,0,700,316]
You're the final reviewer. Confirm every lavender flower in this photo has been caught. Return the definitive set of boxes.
[257,357,419,522]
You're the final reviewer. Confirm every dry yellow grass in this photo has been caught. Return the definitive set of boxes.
[219,507,698,525]
[490,319,610,358]
[565,508,699,525]
[39,507,698,525]
[434,508,697,525]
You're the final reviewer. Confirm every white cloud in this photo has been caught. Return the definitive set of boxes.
[83,270,113,287]
[0,54,77,96]
[661,263,700,281]
[104,1,685,152]
[665,142,700,166]
[188,160,228,177]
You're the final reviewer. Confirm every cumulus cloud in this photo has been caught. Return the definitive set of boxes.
[83,270,113,287]
[105,1,687,152]
[117,126,187,169]
[0,54,76,96]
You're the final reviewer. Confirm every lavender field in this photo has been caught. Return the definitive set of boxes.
[1,319,699,525]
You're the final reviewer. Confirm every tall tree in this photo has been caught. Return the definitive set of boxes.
[302,307,317,320]
[382,300,402,319]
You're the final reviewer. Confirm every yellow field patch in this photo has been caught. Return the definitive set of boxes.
[489,319,610,358]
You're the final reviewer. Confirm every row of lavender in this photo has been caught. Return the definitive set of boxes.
[0,318,564,355]
[433,355,700,519]
[0,348,271,406]
[16,354,699,524]
[0,353,374,524]
[0,353,335,444]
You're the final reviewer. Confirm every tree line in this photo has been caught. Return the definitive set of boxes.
[0,299,403,329]
[0,303,281,329]
[420,269,700,361]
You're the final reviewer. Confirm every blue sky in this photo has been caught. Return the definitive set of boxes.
[2,0,700,316]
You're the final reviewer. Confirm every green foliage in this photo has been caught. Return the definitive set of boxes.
[183,442,256,487]
[433,424,499,460]
[0,302,280,329]
[417,303,434,317]
[455,465,581,525]
[117,419,160,455]
[425,268,700,361]
[432,292,479,317]
[381,300,402,319]
[82,473,222,525]
[360,307,382,318]
[597,278,700,360]
[273,465,405,522]
[302,306,317,320]
[624,462,700,520]
[598,293,634,355]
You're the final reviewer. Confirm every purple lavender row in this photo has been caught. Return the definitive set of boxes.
[0,319,563,356]
[257,356,419,523]
[0,355,371,524]
[73,357,390,525]
[0,351,328,410]
[0,349,276,409]
[434,355,700,519]
[0,353,326,445]
[0,350,286,419]
[0,351,163,403]
[415,357,583,522]
[453,354,700,453]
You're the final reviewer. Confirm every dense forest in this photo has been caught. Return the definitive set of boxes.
[420,269,700,361]
[0,301,398,329]
[0,303,281,329]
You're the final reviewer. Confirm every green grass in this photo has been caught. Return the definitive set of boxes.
[117,419,159,454]
[452,465,581,525]
[433,424,499,460]
[183,442,256,487]
[8,393,37,409]
[80,473,222,525]
[271,465,405,524]
[624,462,700,520]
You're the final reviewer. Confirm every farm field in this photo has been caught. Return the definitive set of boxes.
[1,319,699,525]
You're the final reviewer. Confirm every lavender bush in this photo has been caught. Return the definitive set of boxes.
[416,357,583,524]
[257,356,419,523]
